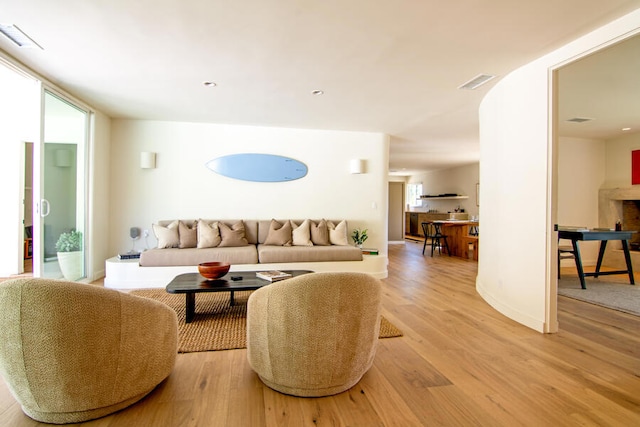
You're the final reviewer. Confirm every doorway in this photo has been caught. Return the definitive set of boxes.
[23,143,34,275]
[388,181,405,242]
[553,33,640,327]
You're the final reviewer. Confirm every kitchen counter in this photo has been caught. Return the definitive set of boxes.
[405,212,469,236]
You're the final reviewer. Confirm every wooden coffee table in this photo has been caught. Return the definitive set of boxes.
[166,270,312,323]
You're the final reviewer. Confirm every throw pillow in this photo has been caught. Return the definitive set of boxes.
[152,221,179,249]
[219,221,249,247]
[328,220,349,245]
[292,219,313,246]
[264,219,293,246]
[197,220,221,248]
[310,219,330,246]
[178,221,197,248]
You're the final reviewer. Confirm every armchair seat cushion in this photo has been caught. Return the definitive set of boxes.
[0,278,178,424]
[247,272,381,397]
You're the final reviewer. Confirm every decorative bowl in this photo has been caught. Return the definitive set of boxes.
[198,262,231,280]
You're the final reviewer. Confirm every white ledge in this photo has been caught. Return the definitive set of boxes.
[105,255,388,290]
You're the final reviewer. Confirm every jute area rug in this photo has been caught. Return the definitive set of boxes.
[131,289,403,353]
[558,277,640,316]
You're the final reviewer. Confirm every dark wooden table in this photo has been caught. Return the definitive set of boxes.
[558,228,635,289]
[166,270,312,323]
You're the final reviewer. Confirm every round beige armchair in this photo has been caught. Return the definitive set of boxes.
[0,278,178,424]
[246,272,382,397]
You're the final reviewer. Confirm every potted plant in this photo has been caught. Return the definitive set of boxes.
[56,230,83,281]
[351,228,368,248]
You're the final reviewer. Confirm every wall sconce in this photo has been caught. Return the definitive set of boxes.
[140,152,157,169]
[55,149,71,167]
[350,159,365,174]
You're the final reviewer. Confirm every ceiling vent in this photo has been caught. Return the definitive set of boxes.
[0,24,42,49]
[458,74,496,90]
[566,117,594,123]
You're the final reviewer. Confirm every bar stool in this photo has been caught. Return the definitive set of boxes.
[428,222,450,257]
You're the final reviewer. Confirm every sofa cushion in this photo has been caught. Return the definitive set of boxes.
[178,221,197,248]
[264,220,292,246]
[257,244,363,263]
[197,220,221,248]
[158,220,258,244]
[292,219,313,246]
[140,246,259,266]
[328,220,349,246]
[219,220,249,247]
[153,221,179,248]
[310,219,330,246]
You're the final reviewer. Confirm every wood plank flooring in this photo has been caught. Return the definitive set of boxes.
[1,241,638,426]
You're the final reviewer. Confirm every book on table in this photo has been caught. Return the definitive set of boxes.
[118,252,140,260]
[256,270,292,281]
[557,226,589,232]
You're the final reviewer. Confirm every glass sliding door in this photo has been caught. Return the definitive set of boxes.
[35,90,88,280]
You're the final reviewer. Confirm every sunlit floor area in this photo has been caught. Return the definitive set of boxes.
[0,241,638,426]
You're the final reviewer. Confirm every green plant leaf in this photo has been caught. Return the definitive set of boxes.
[55,230,83,252]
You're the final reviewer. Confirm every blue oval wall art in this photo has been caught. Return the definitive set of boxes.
[205,153,308,182]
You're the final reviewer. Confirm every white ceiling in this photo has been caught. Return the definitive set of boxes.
[558,34,640,140]
[1,1,639,174]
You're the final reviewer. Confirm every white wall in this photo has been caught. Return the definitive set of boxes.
[409,163,479,217]
[0,62,39,276]
[109,120,389,263]
[555,132,640,268]
[558,137,606,265]
[478,9,640,332]
[603,131,640,188]
[88,111,111,281]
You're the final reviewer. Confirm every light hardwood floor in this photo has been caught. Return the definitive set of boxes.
[1,242,638,426]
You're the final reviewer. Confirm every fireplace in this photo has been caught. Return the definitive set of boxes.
[599,187,640,269]
[622,200,640,250]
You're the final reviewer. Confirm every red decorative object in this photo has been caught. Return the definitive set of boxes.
[632,150,640,185]
[198,262,230,280]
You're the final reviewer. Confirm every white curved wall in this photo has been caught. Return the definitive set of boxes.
[477,9,640,332]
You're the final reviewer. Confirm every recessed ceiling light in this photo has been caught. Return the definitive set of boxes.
[311,90,324,95]
[458,74,496,90]
[203,81,217,87]
[622,127,631,131]
[0,24,42,49]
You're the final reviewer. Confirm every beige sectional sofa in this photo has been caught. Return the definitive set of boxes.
[140,219,363,266]
[105,218,386,290]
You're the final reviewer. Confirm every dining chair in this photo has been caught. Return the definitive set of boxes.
[426,222,450,256]
[421,222,434,255]
[558,240,576,278]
